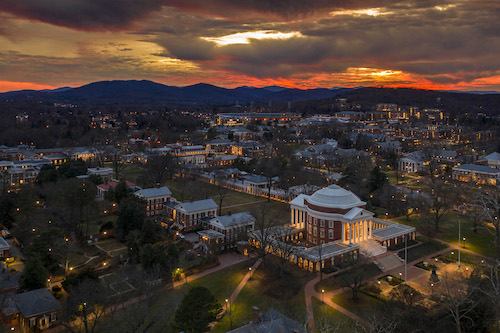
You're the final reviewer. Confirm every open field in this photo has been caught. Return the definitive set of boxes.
[394,213,496,257]
[331,290,383,319]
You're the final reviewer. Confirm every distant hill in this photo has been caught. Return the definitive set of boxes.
[0,80,353,106]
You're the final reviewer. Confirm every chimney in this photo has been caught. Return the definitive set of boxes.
[252,306,260,323]
[156,183,160,188]
[228,210,232,216]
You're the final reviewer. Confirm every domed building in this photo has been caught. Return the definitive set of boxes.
[290,185,376,245]
[249,185,415,272]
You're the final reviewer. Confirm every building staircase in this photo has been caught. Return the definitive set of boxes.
[358,239,387,257]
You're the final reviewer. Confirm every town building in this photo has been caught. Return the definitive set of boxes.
[96,180,139,200]
[249,185,415,272]
[3,288,59,332]
[478,152,500,169]
[134,186,172,217]
[164,199,218,232]
[198,211,255,251]
[452,164,500,186]
[0,237,10,259]
[87,167,114,181]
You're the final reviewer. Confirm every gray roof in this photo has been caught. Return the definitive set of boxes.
[242,175,267,184]
[13,288,59,317]
[178,199,218,213]
[371,221,415,242]
[0,237,10,250]
[0,270,19,291]
[453,164,500,174]
[483,152,500,162]
[227,308,306,333]
[213,212,255,228]
[135,187,172,198]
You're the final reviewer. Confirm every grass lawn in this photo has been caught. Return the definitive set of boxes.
[315,263,382,293]
[96,238,127,252]
[68,253,88,267]
[121,164,144,183]
[146,260,254,333]
[331,290,383,319]
[312,297,357,332]
[395,213,496,257]
[213,258,315,332]
[398,239,447,262]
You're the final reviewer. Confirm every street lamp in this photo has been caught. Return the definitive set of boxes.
[321,289,325,303]
[462,237,466,249]
[248,267,252,278]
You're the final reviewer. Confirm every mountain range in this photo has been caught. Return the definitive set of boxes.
[0,80,354,106]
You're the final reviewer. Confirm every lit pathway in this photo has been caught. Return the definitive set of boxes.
[173,252,251,288]
[304,245,455,332]
[210,258,263,329]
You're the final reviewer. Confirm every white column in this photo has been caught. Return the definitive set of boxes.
[348,223,352,244]
[291,208,295,226]
[364,220,368,241]
[342,222,345,242]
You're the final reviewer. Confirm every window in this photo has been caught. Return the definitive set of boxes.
[329,221,334,228]
[329,230,334,239]
[320,220,324,227]
[320,229,325,238]
[29,318,36,327]
[313,219,317,226]
[313,227,317,236]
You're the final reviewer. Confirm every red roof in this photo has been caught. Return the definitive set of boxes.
[97,180,135,190]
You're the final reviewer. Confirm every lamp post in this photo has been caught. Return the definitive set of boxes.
[249,267,252,279]
[404,234,407,284]
[321,289,325,303]
[458,220,461,268]
[462,237,466,249]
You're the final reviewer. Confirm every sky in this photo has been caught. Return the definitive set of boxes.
[1,0,500,92]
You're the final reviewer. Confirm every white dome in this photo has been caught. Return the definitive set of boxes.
[307,185,365,209]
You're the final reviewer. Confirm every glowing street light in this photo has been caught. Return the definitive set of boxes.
[321,289,325,303]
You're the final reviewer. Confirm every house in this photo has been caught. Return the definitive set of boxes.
[134,186,172,216]
[164,199,218,232]
[227,308,306,333]
[96,180,139,200]
[199,211,255,250]
[5,288,60,332]
[0,237,10,258]
[452,164,500,186]
[0,268,19,294]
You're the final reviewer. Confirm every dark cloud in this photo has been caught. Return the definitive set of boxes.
[0,0,166,31]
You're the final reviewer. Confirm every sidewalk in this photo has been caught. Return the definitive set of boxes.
[174,252,251,288]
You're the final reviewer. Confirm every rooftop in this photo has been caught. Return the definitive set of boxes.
[13,288,60,317]
[135,186,172,198]
[453,164,500,174]
[307,185,365,210]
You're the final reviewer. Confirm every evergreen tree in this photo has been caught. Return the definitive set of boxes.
[173,287,222,333]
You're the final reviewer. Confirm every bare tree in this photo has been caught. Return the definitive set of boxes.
[475,187,500,254]
[109,149,127,180]
[271,226,297,278]
[141,153,175,187]
[478,259,500,333]
[214,175,230,215]
[339,256,371,301]
[437,271,478,333]
[422,178,452,231]
[60,279,112,333]
[250,203,280,263]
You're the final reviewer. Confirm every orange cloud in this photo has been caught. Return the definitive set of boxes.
[0,81,55,93]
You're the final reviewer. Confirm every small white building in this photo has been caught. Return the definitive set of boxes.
[453,164,500,186]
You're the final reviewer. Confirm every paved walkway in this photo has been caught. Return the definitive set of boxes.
[304,246,454,332]
[173,252,251,288]
[210,258,262,329]
[46,252,252,332]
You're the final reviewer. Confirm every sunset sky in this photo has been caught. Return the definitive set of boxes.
[1,0,499,92]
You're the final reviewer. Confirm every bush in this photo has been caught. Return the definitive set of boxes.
[363,282,382,295]
[387,240,418,251]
